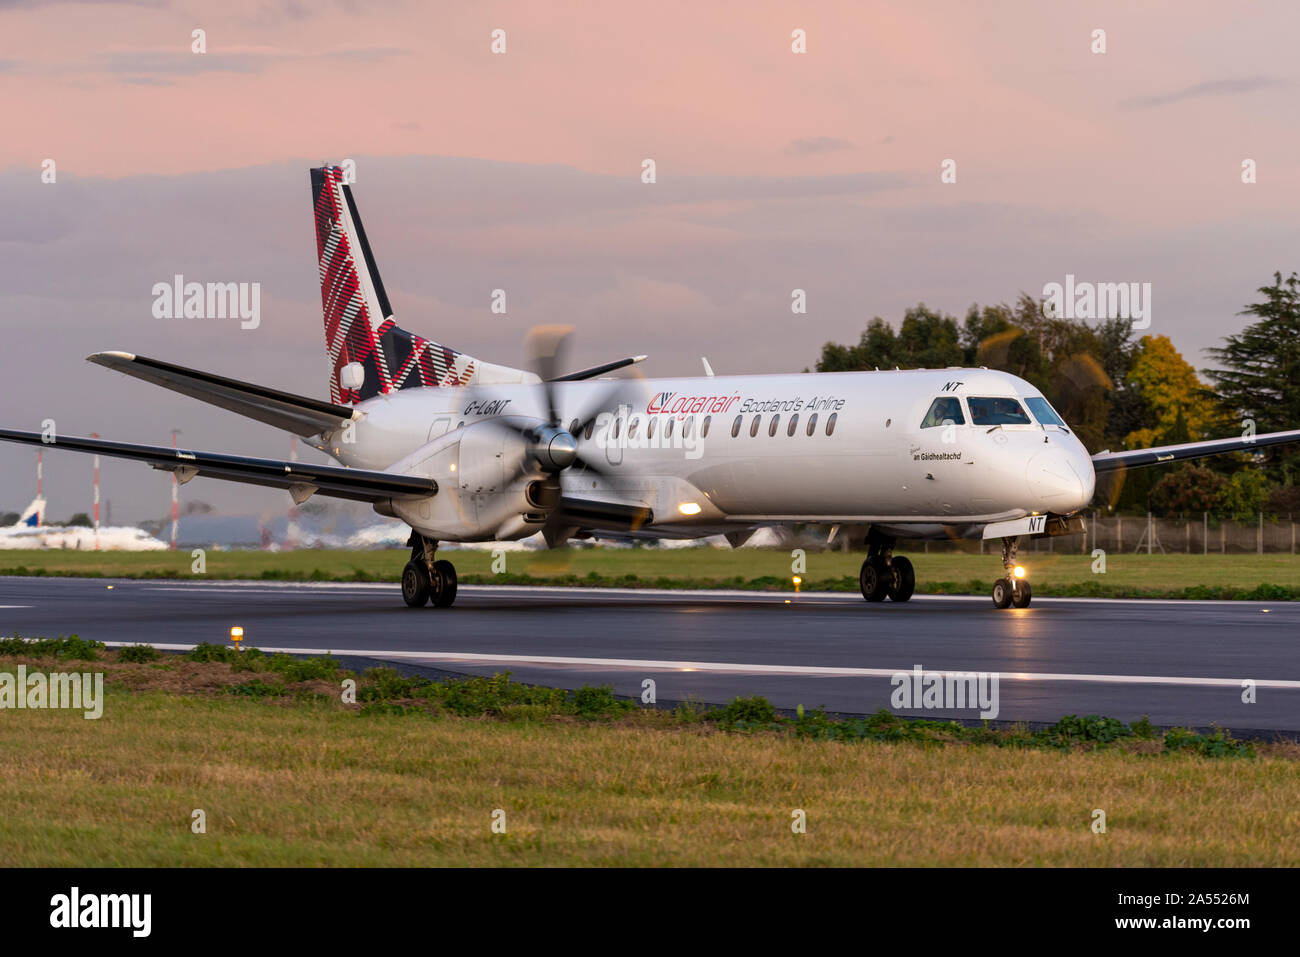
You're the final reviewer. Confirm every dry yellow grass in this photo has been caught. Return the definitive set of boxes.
[1,689,1296,866]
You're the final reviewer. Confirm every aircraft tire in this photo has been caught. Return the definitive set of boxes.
[887,555,915,602]
[431,559,458,607]
[860,557,890,602]
[991,577,1013,609]
[401,561,431,607]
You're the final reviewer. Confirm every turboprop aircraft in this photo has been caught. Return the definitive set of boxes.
[4,165,1300,608]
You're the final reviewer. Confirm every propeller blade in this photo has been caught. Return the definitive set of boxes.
[525,325,574,428]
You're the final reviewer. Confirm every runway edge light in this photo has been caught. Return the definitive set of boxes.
[230,625,244,651]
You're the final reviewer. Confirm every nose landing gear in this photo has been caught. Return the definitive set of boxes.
[991,536,1031,609]
[402,532,458,608]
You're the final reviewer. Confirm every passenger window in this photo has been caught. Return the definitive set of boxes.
[769,415,780,437]
[787,414,799,437]
[629,418,639,439]
[968,396,1031,426]
[569,418,580,435]
[731,415,742,438]
[585,420,594,440]
[612,418,621,439]
[806,413,817,436]
[702,415,711,438]
[921,397,965,428]
[684,417,694,439]
[647,418,656,439]
[826,412,837,436]
[750,415,761,437]
[665,418,674,438]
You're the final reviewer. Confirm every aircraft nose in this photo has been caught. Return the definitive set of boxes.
[1027,448,1092,509]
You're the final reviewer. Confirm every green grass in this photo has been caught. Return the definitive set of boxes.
[1,547,1298,598]
[0,643,1292,866]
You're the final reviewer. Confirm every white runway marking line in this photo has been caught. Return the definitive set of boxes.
[0,605,32,609]
[100,642,1300,689]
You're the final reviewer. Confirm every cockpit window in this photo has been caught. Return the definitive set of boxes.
[968,396,1032,426]
[920,397,965,428]
[1024,396,1066,427]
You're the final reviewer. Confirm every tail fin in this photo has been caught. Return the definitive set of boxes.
[311,166,489,403]
[14,497,43,528]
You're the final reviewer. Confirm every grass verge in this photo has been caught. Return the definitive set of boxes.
[1,548,1299,599]
[0,636,1295,866]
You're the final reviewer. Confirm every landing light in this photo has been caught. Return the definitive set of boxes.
[1013,565,1027,579]
[678,502,702,516]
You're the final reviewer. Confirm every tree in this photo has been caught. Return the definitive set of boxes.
[1220,469,1271,520]
[66,512,92,527]
[1121,335,1223,450]
[1149,464,1226,516]
[959,302,1051,387]
[814,305,962,372]
[1206,271,1300,484]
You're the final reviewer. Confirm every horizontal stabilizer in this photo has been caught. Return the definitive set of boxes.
[1091,428,1300,473]
[88,352,359,438]
[0,430,435,504]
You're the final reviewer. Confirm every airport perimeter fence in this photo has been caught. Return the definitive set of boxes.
[902,513,1300,555]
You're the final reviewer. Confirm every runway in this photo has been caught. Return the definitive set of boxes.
[2,576,1297,734]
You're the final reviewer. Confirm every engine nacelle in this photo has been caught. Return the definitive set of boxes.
[374,419,537,541]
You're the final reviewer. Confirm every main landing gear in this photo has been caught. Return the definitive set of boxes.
[402,532,458,608]
[859,533,915,603]
[991,536,1031,609]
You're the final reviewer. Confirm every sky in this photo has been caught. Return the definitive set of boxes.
[1,0,1297,523]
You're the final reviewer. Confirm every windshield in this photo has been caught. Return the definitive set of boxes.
[920,397,965,428]
[968,396,1032,426]
[1024,396,1066,427]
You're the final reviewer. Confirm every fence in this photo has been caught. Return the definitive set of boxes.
[914,514,1299,555]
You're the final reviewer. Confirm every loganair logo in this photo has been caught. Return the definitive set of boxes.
[646,392,741,418]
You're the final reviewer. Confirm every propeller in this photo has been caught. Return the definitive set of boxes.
[477,325,647,512]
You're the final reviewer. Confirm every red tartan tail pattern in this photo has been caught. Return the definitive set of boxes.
[311,166,476,404]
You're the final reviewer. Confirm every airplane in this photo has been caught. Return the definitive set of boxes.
[3,165,1299,607]
[0,497,167,551]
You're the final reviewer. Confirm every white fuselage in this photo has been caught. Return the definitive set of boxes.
[309,368,1096,542]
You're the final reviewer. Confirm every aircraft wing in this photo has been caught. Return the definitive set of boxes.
[1091,428,1300,474]
[87,352,358,438]
[0,430,436,504]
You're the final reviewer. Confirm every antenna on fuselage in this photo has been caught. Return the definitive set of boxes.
[701,357,714,377]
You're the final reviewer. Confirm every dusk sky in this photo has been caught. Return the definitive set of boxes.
[2,0,1297,523]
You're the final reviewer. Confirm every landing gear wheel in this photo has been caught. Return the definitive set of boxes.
[430,559,458,608]
[1011,579,1032,608]
[860,557,890,602]
[401,561,431,607]
[887,555,915,603]
[991,578,1013,609]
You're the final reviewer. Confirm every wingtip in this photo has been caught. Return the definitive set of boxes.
[87,351,136,364]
